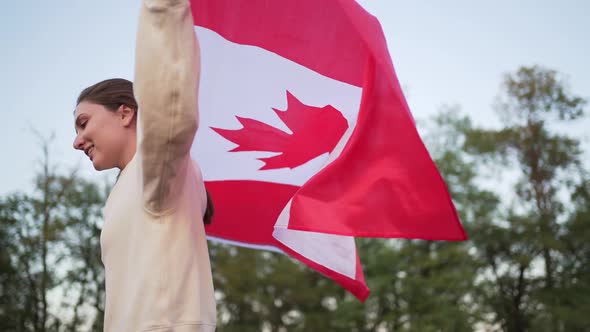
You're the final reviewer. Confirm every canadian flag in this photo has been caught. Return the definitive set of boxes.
[189,0,467,301]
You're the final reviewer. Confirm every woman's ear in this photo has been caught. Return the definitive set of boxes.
[118,104,136,127]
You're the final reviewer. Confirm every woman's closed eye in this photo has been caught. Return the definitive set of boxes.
[75,117,88,133]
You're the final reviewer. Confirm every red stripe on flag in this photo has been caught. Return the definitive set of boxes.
[191,0,371,87]
[205,180,371,300]
[205,180,298,246]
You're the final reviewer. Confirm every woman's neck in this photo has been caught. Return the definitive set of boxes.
[118,138,137,170]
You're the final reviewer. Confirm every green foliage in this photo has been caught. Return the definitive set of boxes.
[0,194,28,331]
[0,143,107,331]
[499,66,585,122]
[210,244,351,331]
[464,65,588,331]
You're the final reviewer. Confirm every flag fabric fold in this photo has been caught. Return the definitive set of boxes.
[189,0,467,301]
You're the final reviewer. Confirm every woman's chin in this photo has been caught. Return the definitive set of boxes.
[92,158,107,171]
[92,157,118,171]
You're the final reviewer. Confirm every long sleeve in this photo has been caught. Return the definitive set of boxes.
[134,0,200,215]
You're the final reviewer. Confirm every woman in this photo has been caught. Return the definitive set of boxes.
[72,0,216,331]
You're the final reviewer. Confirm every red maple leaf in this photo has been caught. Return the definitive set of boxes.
[212,91,349,170]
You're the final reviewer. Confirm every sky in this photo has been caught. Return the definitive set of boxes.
[1,0,589,196]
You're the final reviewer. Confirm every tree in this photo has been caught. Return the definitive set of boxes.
[554,175,590,330]
[464,65,588,331]
[0,193,29,331]
[210,243,349,332]
[59,174,107,332]
[0,140,107,331]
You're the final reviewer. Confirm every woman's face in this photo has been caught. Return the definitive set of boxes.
[73,101,134,171]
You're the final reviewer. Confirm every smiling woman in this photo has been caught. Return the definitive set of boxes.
[70,0,217,331]
[73,78,137,171]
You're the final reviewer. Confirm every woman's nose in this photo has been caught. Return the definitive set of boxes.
[73,133,85,150]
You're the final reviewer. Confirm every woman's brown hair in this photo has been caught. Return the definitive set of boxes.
[77,78,138,111]
[77,78,214,224]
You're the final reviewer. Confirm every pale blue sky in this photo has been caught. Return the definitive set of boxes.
[1,1,589,195]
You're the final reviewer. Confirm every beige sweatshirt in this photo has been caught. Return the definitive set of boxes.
[100,0,216,331]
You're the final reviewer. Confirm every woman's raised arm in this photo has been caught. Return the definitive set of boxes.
[134,0,200,215]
